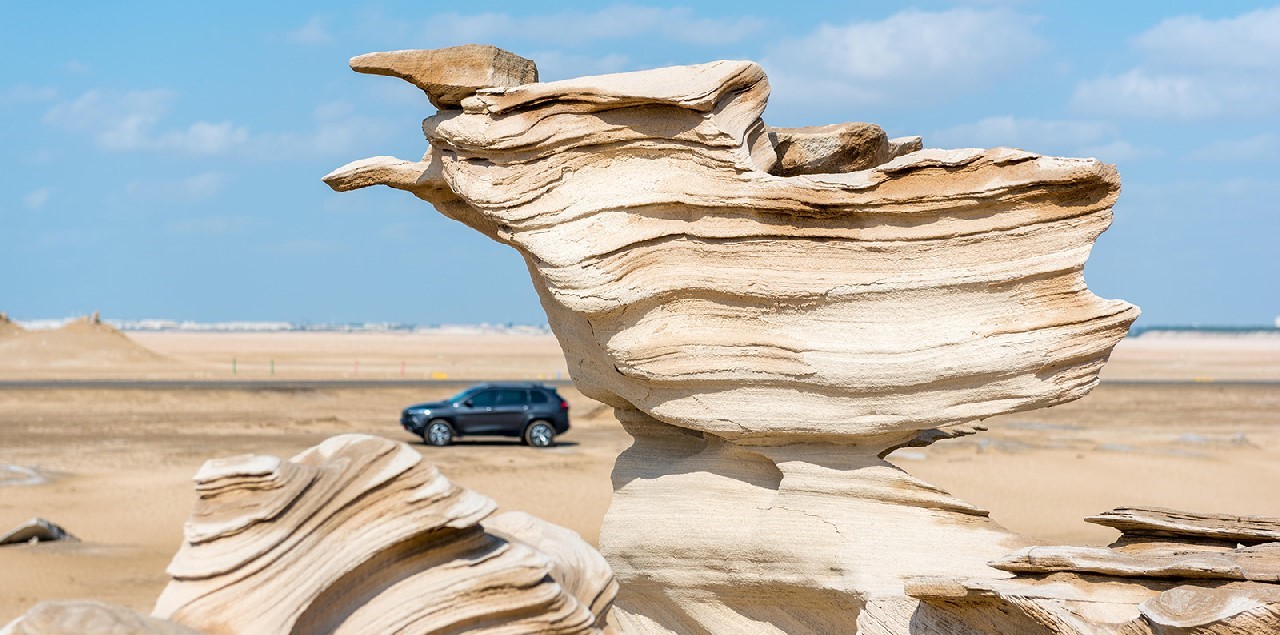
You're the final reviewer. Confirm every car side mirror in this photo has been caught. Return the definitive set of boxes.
[462,399,472,407]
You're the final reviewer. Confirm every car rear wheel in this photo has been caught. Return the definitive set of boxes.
[523,421,556,448]
[424,419,454,447]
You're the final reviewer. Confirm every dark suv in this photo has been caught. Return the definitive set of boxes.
[400,383,570,447]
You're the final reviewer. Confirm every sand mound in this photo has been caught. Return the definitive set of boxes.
[0,314,169,372]
[0,312,23,337]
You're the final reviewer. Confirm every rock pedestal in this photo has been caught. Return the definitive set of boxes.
[326,45,1145,632]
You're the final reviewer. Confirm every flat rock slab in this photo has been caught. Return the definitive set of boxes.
[992,544,1280,582]
[351,44,537,109]
[1088,507,1280,544]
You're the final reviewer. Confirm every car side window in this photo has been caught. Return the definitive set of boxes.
[530,391,548,404]
[494,389,526,406]
[469,390,497,407]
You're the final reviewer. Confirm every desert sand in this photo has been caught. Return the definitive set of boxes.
[1,326,1278,623]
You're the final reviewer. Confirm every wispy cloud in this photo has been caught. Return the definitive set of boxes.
[246,101,391,159]
[23,188,51,210]
[1072,7,1280,119]
[762,8,1044,108]
[126,172,227,203]
[43,89,248,154]
[1,84,58,105]
[42,90,383,159]
[1195,133,1279,162]
[933,116,1143,163]
[416,6,767,48]
[287,16,333,45]
[167,215,252,236]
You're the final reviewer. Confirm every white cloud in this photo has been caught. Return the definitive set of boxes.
[246,101,390,159]
[421,6,767,47]
[126,172,227,203]
[287,16,333,45]
[1134,8,1280,71]
[761,9,1044,107]
[1196,133,1279,161]
[1,84,57,104]
[933,116,1142,163]
[1077,140,1146,163]
[1071,69,1280,119]
[43,89,249,154]
[23,149,55,165]
[933,116,1109,150]
[167,215,251,235]
[1072,8,1280,120]
[23,188,51,210]
[527,51,631,81]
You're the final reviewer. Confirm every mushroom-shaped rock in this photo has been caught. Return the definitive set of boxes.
[328,48,1140,634]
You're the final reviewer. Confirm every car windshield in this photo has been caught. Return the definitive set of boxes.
[446,388,477,403]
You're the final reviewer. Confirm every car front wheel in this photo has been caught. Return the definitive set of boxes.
[523,421,556,448]
[424,419,455,447]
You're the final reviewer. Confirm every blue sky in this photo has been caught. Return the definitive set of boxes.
[2,1,1277,325]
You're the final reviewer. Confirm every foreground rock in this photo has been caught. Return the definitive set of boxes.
[0,518,77,545]
[2,434,615,635]
[907,507,1280,633]
[0,601,199,635]
[328,44,1142,633]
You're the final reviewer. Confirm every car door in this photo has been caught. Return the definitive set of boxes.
[454,389,500,434]
[489,389,530,433]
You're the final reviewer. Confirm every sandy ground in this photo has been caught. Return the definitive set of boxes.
[1,329,1278,622]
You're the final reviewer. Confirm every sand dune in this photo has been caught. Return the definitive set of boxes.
[0,316,169,376]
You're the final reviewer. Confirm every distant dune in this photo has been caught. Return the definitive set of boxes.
[0,314,168,373]
[0,312,23,337]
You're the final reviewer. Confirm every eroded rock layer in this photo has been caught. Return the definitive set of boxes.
[327,45,1140,633]
[153,434,613,635]
[906,507,1280,634]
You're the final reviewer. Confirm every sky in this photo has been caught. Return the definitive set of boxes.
[1,1,1277,326]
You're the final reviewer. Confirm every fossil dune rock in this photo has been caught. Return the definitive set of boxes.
[326,44,1146,632]
[154,434,614,634]
[0,601,201,635]
[3,434,616,635]
[907,507,1280,633]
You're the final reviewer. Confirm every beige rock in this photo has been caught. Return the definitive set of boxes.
[905,506,1280,633]
[154,434,613,634]
[1,601,201,635]
[992,543,1280,582]
[0,518,77,545]
[329,47,1142,633]
[351,44,537,109]
[886,134,923,159]
[1088,506,1280,544]
[768,122,889,175]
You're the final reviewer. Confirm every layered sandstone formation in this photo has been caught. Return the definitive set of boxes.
[907,507,1280,633]
[324,45,1149,632]
[2,434,616,635]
